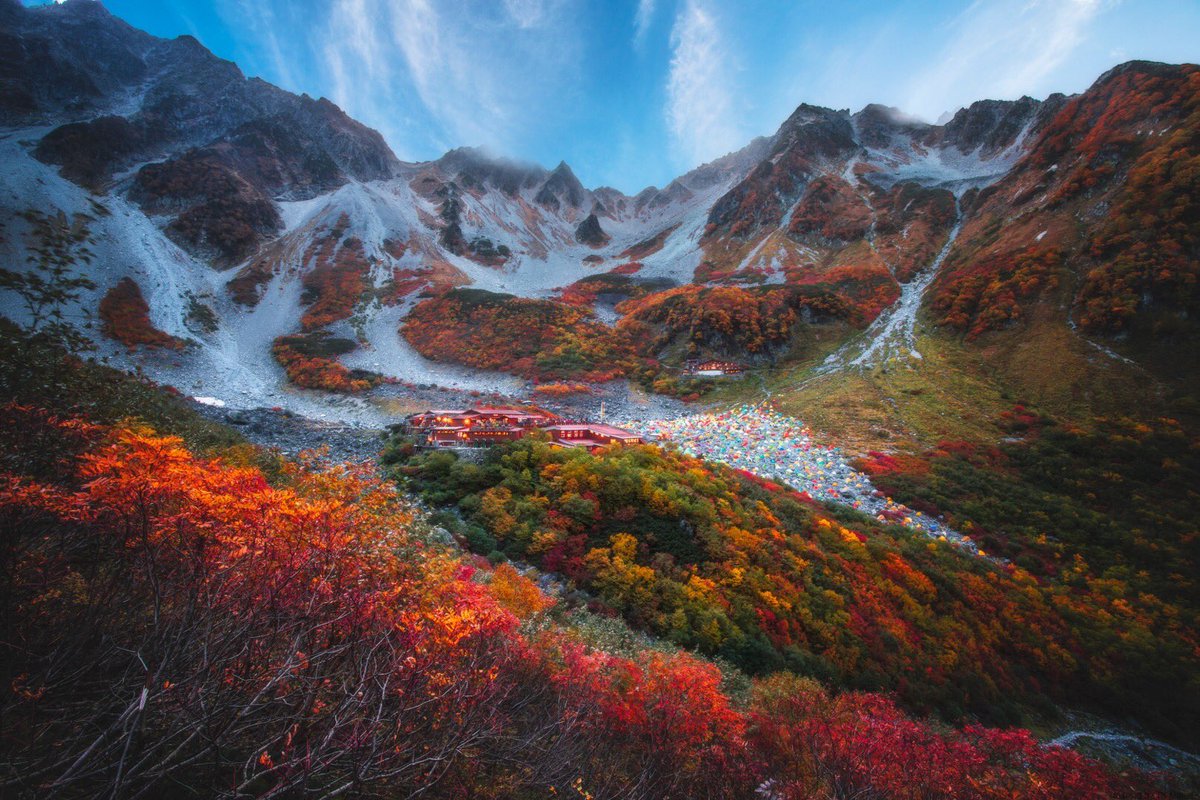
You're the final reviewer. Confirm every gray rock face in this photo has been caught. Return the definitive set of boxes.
[6,0,398,193]
[706,105,858,240]
[534,161,587,211]
[437,147,547,196]
[929,96,1067,157]
[574,212,610,247]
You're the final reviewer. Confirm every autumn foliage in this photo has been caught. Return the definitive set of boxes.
[0,405,1165,798]
[555,272,658,308]
[930,247,1064,337]
[299,217,371,331]
[98,277,185,350]
[394,434,1199,745]
[402,288,639,382]
[610,260,644,275]
[1077,67,1200,333]
[619,224,678,260]
[787,174,872,243]
[616,283,853,358]
[705,107,855,241]
[751,674,1161,800]
[929,63,1200,343]
[533,382,594,396]
[134,153,281,263]
[0,407,519,797]
[272,333,382,392]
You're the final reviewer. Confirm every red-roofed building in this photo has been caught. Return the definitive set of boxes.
[407,409,479,429]
[685,360,745,376]
[407,406,562,447]
[542,423,642,451]
[471,407,558,427]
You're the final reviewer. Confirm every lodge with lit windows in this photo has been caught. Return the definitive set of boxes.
[684,359,745,377]
[405,407,643,452]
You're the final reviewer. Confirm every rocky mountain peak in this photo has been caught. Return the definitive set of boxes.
[435,147,548,196]
[770,103,857,160]
[534,160,587,211]
[1093,58,1190,88]
[852,103,931,148]
[932,96,1047,156]
[574,212,610,247]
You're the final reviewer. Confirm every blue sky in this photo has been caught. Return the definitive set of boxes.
[48,0,1200,193]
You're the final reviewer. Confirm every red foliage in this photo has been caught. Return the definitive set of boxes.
[300,218,370,331]
[616,283,854,356]
[385,267,427,302]
[853,450,933,479]
[1076,69,1200,332]
[751,674,1164,800]
[930,64,1200,340]
[135,154,280,263]
[555,273,652,308]
[787,175,872,243]
[99,277,185,350]
[787,261,901,321]
[619,224,679,260]
[1034,65,1198,193]
[227,256,275,305]
[541,641,759,798]
[930,247,1064,337]
[706,114,854,241]
[0,410,1168,798]
[382,236,407,260]
[0,416,526,797]
[873,183,958,282]
[402,288,638,382]
[272,333,382,393]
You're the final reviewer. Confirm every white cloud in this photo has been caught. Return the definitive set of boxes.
[902,0,1114,120]
[311,0,582,160]
[503,0,552,28]
[633,0,657,47]
[217,0,303,93]
[665,0,744,169]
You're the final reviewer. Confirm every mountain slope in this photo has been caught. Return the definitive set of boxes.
[1,0,1197,433]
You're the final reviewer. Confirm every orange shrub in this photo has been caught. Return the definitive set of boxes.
[616,283,853,356]
[272,333,382,393]
[402,288,639,382]
[300,219,370,331]
[99,277,185,350]
[533,382,593,396]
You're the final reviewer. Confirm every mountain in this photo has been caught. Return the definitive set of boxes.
[930,62,1200,364]
[1,0,1197,429]
[2,4,1199,791]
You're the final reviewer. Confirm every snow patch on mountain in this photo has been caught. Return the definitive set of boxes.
[863,120,1035,192]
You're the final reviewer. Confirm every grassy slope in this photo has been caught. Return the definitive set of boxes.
[738,296,1178,458]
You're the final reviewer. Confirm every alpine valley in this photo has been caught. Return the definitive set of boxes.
[1,1,1198,798]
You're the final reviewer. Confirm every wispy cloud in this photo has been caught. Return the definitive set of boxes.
[633,0,657,48]
[665,0,744,170]
[902,0,1114,120]
[503,0,552,28]
[186,0,1181,193]
[217,0,303,93]
[310,0,582,161]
